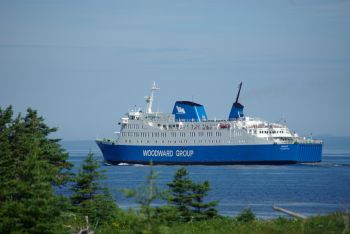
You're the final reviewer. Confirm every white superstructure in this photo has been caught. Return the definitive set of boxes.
[101,82,319,147]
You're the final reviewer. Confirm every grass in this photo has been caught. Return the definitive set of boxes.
[165,212,349,234]
[91,211,350,234]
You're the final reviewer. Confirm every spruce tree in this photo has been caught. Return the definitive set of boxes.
[167,167,218,222]
[70,151,118,227]
[0,106,72,233]
[123,164,172,232]
[191,181,218,220]
[167,167,194,222]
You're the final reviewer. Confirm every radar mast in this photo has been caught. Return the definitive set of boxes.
[145,81,160,114]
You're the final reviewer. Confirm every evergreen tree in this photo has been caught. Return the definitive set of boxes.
[70,151,118,227]
[0,106,72,233]
[167,167,194,222]
[123,164,165,225]
[236,207,256,223]
[191,181,218,220]
[167,167,218,222]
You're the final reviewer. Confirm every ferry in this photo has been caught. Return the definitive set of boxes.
[96,82,322,165]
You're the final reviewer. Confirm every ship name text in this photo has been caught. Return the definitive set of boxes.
[143,149,194,157]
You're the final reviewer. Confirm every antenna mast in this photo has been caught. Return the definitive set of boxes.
[145,81,160,114]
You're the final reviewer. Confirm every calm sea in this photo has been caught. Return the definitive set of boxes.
[61,137,350,219]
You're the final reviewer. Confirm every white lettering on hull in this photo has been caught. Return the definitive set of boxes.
[176,150,194,157]
[142,150,194,157]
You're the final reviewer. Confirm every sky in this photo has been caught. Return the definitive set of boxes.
[1,0,350,140]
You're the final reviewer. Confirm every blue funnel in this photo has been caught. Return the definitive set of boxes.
[172,101,208,122]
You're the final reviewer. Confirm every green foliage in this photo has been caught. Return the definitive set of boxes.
[167,167,218,222]
[236,207,256,223]
[88,212,350,234]
[70,151,118,227]
[152,212,350,234]
[191,181,219,220]
[122,164,167,233]
[167,167,194,222]
[123,165,162,213]
[0,106,72,233]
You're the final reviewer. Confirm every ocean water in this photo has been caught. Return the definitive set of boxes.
[61,137,350,219]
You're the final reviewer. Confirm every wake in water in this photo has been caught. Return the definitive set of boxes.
[117,163,145,167]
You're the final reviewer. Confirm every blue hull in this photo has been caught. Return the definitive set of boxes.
[96,142,322,165]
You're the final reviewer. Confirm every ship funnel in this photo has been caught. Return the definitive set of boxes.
[172,101,208,122]
[228,82,244,120]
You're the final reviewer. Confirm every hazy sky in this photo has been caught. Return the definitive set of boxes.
[1,0,350,139]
